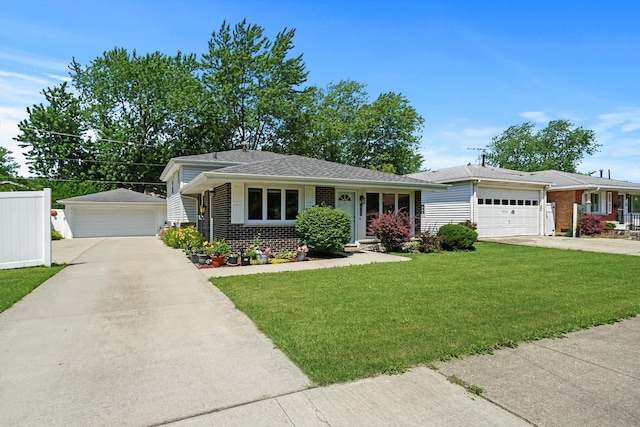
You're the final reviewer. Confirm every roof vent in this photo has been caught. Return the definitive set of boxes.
[213,152,217,159]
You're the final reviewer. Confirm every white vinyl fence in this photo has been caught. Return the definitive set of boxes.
[0,189,52,269]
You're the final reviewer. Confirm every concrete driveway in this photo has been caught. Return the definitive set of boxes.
[0,237,311,426]
[481,235,640,256]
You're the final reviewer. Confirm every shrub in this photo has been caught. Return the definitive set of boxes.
[418,227,442,253]
[577,215,605,236]
[458,220,477,231]
[438,224,478,251]
[295,206,352,253]
[51,230,63,240]
[604,222,616,231]
[161,226,204,249]
[367,209,414,252]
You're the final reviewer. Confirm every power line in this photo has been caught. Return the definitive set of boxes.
[28,128,138,146]
[32,157,166,167]
[43,178,165,186]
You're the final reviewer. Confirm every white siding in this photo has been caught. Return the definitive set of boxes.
[421,182,472,232]
[0,189,51,269]
[182,167,205,185]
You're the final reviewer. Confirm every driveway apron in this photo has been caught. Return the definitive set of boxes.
[0,237,311,426]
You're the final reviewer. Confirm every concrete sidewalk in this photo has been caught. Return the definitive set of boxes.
[438,316,640,427]
[481,235,640,256]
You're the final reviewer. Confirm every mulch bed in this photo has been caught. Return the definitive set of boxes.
[193,251,352,269]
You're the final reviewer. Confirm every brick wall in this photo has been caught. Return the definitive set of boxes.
[211,182,300,253]
[548,190,581,233]
[316,186,335,207]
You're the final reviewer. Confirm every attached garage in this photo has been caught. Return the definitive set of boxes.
[476,187,542,237]
[59,189,166,238]
[410,164,551,238]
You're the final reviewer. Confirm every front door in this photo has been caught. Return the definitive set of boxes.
[337,192,356,243]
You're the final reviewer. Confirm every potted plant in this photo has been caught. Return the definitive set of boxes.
[255,247,270,265]
[205,239,230,267]
[227,252,239,266]
[295,244,309,261]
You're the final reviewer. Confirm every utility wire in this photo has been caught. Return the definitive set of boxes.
[34,157,167,167]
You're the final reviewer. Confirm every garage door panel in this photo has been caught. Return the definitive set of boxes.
[477,187,541,237]
[71,207,157,238]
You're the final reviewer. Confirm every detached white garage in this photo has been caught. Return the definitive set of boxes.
[59,189,166,238]
[409,165,552,238]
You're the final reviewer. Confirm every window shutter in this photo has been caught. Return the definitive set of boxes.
[304,186,315,209]
[231,183,244,224]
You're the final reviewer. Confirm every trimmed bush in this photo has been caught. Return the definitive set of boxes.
[438,224,478,251]
[161,226,204,249]
[295,206,352,253]
[577,215,605,236]
[368,209,414,252]
[51,230,63,240]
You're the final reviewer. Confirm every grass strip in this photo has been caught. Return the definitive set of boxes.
[212,243,640,385]
[0,265,65,312]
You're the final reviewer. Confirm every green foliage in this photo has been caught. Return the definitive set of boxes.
[51,230,63,240]
[604,222,616,231]
[204,239,230,256]
[277,249,296,259]
[269,80,424,174]
[200,19,308,151]
[295,206,351,253]
[0,146,19,177]
[458,220,477,231]
[161,227,204,250]
[213,243,640,385]
[486,120,600,173]
[0,265,65,313]
[438,224,478,251]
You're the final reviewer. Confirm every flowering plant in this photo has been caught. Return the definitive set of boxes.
[295,244,309,254]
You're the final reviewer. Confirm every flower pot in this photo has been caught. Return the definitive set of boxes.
[197,254,210,265]
[296,252,307,262]
[256,253,268,265]
[210,255,225,267]
[191,254,199,263]
[227,256,239,266]
[240,255,251,266]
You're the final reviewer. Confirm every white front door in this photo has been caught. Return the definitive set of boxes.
[337,191,356,243]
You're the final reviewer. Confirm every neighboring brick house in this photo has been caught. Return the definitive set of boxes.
[531,170,640,233]
[159,149,446,252]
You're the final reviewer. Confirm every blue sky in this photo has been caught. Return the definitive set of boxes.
[1,0,638,181]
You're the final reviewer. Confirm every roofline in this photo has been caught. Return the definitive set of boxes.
[429,177,552,186]
[159,158,244,181]
[58,200,166,205]
[548,184,640,192]
[179,171,449,195]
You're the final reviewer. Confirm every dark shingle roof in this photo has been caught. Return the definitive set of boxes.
[531,170,640,190]
[59,188,165,204]
[208,155,434,185]
[409,164,551,185]
[172,149,288,163]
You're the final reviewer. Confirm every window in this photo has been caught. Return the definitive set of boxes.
[631,195,640,212]
[366,192,412,233]
[366,193,380,230]
[485,199,492,205]
[383,193,395,214]
[398,193,410,213]
[525,200,532,206]
[248,188,263,220]
[247,187,300,222]
[510,200,516,205]
[532,200,538,206]
[517,200,524,206]
[607,192,612,214]
[590,193,600,213]
[502,199,509,205]
[494,199,500,205]
[478,198,484,205]
[286,190,299,220]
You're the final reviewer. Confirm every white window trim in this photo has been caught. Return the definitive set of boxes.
[607,191,613,214]
[244,184,304,225]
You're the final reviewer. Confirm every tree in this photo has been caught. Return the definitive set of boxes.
[485,120,599,172]
[15,82,91,179]
[199,19,309,151]
[0,146,19,177]
[269,80,424,174]
[70,48,201,192]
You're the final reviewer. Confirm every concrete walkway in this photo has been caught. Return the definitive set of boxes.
[0,237,311,426]
[438,316,640,427]
[481,235,640,256]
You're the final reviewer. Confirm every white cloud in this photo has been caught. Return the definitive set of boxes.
[45,73,72,82]
[0,50,68,73]
[518,111,551,123]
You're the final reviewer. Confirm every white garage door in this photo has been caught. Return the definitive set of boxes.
[71,206,158,238]
[477,187,541,237]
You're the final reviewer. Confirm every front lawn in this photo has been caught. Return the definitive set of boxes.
[0,265,65,313]
[212,243,640,385]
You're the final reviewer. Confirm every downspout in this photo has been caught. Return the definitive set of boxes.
[209,191,214,242]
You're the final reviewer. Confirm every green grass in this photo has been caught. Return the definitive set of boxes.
[0,265,65,312]
[211,243,640,385]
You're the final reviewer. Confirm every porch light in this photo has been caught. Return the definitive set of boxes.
[199,206,206,215]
